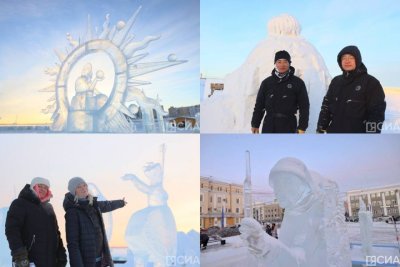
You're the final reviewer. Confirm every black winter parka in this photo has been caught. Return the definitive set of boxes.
[251,66,310,133]
[5,184,67,267]
[317,46,386,133]
[63,193,125,267]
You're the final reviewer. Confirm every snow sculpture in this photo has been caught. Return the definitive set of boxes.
[358,198,373,256]
[240,157,350,267]
[41,6,187,133]
[122,144,177,267]
[201,14,331,133]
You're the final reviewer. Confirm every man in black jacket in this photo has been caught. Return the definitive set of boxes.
[251,50,310,133]
[5,177,67,267]
[317,45,386,133]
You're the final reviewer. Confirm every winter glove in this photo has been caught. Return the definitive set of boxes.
[297,129,305,134]
[12,248,29,267]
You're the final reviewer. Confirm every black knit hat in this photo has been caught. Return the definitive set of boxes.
[274,50,291,64]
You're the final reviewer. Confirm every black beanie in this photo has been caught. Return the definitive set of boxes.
[274,50,291,64]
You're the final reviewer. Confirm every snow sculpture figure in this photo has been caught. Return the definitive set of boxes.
[122,144,177,267]
[358,198,373,256]
[240,157,351,267]
[201,14,331,133]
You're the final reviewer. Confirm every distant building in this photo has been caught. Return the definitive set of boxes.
[346,184,400,218]
[200,176,244,229]
[253,201,284,224]
[168,105,200,117]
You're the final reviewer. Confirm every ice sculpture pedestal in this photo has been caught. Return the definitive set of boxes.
[67,110,94,132]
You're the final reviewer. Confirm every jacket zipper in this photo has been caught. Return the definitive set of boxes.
[28,234,35,251]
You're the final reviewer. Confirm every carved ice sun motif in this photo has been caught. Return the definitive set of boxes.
[40,6,187,132]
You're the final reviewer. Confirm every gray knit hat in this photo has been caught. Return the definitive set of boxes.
[68,177,87,195]
[30,177,50,190]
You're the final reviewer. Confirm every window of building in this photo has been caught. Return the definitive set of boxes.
[218,197,221,203]
[210,196,212,202]
[236,198,240,204]
[236,208,239,213]
[201,183,203,188]
[200,207,202,213]
[211,186,213,190]
[200,195,203,202]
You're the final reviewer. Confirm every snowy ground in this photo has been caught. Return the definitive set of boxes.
[201,222,400,267]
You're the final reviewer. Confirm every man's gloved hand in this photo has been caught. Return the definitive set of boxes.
[12,248,29,267]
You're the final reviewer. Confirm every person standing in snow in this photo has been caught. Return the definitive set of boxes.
[251,50,310,133]
[5,177,67,267]
[317,45,386,133]
[63,177,126,267]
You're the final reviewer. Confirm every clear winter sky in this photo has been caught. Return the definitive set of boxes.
[0,134,200,247]
[201,134,400,194]
[0,0,199,124]
[201,0,400,89]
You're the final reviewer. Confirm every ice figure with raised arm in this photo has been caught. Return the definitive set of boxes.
[239,157,351,267]
[122,144,177,267]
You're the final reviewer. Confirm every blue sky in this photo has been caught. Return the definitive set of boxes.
[201,134,400,193]
[201,0,400,87]
[0,0,199,124]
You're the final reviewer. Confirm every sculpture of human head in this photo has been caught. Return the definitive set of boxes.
[143,162,163,185]
[81,63,93,81]
[269,157,314,209]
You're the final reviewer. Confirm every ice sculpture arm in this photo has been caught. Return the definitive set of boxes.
[297,79,310,131]
[5,199,27,255]
[121,174,151,193]
[251,80,267,130]
[365,78,386,133]
[65,209,84,267]
[97,199,126,213]
[240,218,303,267]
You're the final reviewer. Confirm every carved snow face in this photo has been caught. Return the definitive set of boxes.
[143,162,162,184]
[270,172,310,208]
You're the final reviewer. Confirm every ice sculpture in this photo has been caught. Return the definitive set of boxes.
[176,230,200,267]
[243,150,253,218]
[0,207,11,267]
[240,157,351,267]
[122,144,177,267]
[358,198,373,256]
[201,14,331,133]
[40,6,187,133]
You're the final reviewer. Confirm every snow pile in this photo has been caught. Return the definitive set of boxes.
[201,14,331,133]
